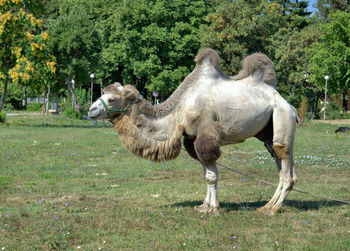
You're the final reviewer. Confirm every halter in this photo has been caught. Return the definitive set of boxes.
[99,97,130,118]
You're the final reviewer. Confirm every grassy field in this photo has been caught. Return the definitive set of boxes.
[1,115,349,250]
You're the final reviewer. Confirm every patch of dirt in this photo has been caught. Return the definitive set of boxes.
[313,119,350,125]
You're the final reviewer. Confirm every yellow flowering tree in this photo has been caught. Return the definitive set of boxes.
[0,0,56,111]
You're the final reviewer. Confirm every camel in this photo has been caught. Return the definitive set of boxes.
[88,48,298,215]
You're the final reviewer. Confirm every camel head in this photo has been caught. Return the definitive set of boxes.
[88,82,141,120]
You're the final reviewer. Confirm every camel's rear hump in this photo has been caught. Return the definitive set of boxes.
[232,53,276,88]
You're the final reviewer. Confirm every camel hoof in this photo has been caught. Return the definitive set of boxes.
[208,207,220,215]
[256,206,277,215]
[195,205,219,215]
[195,204,209,213]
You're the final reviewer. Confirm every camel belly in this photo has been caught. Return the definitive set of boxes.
[218,108,272,144]
[213,81,274,144]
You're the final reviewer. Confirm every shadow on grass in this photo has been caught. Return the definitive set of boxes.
[32,124,111,129]
[168,199,345,212]
[9,123,112,129]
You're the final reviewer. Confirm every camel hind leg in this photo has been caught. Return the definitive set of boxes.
[258,100,297,215]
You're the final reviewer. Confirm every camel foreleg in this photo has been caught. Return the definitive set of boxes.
[193,132,221,215]
[195,163,219,215]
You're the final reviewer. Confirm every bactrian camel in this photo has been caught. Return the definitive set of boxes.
[88,48,298,215]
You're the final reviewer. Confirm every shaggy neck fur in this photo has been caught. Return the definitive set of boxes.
[113,104,183,162]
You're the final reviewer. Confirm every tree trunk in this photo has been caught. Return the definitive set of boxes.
[23,86,27,109]
[348,90,350,111]
[46,85,50,115]
[342,90,348,112]
[0,75,9,112]
[66,77,80,113]
[42,92,46,115]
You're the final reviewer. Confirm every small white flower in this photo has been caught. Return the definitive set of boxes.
[77,246,81,249]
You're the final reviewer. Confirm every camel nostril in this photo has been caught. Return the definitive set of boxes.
[90,106,97,112]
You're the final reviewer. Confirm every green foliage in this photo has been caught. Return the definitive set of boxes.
[201,0,285,74]
[36,0,350,113]
[47,0,100,85]
[0,110,5,123]
[5,83,24,110]
[0,0,56,112]
[100,0,214,96]
[26,102,42,112]
[315,0,350,19]
[61,88,90,119]
[319,100,344,119]
[308,11,350,95]
[2,102,14,111]
[269,23,321,99]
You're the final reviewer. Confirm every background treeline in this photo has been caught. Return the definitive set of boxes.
[0,0,349,120]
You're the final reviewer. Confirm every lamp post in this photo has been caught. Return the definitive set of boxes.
[90,73,95,105]
[323,75,329,120]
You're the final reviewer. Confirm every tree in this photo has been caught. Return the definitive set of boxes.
[47,0,100,112]
[315,0,350,19]
[268,23,322,113]
[0,0,56,112]
[201,0,286,74]
[308,10,350,109]
[100,0,214,98]
[269,0,311,29]
[266,2,319,106]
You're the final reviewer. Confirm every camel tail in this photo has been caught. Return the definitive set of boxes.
[195,48,223,73]
[232,53,276,88]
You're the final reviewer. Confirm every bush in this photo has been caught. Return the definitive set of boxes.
[319,100,343,120]
[63,106,81,119]
[61,88,90,119]
[26,102,42,112]
[0,111,6,123]
[3,103,14,112]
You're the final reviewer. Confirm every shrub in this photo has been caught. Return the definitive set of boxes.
[26,102,42,112]
[0,111,6,123]
[63,106,81,119]
[319,100,343,120]
[3,103,14,111]
[61,88,90,119]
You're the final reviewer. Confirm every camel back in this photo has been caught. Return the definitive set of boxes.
[195,48,276,88]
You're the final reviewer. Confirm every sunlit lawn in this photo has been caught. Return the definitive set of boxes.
[1,115,349,250]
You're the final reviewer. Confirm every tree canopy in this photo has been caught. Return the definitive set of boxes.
[0,0,55,111]
[99,0,214,97]
[1,0,350,116]
[308,11,350,96]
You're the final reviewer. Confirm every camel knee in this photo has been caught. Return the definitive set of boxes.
[272,142,289,160]
[194,134,221,165]
[205,171,217,185]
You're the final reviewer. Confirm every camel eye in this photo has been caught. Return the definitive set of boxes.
[108,98,115,103]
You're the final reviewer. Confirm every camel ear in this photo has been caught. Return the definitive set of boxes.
[122,85,140,102]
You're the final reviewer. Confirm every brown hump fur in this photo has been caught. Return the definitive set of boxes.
[232,53,276,88]
[138,48,222,118]
[113,114,183,162]
[194,48,222,73]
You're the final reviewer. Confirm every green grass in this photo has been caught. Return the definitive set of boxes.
[1,115,349,250]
